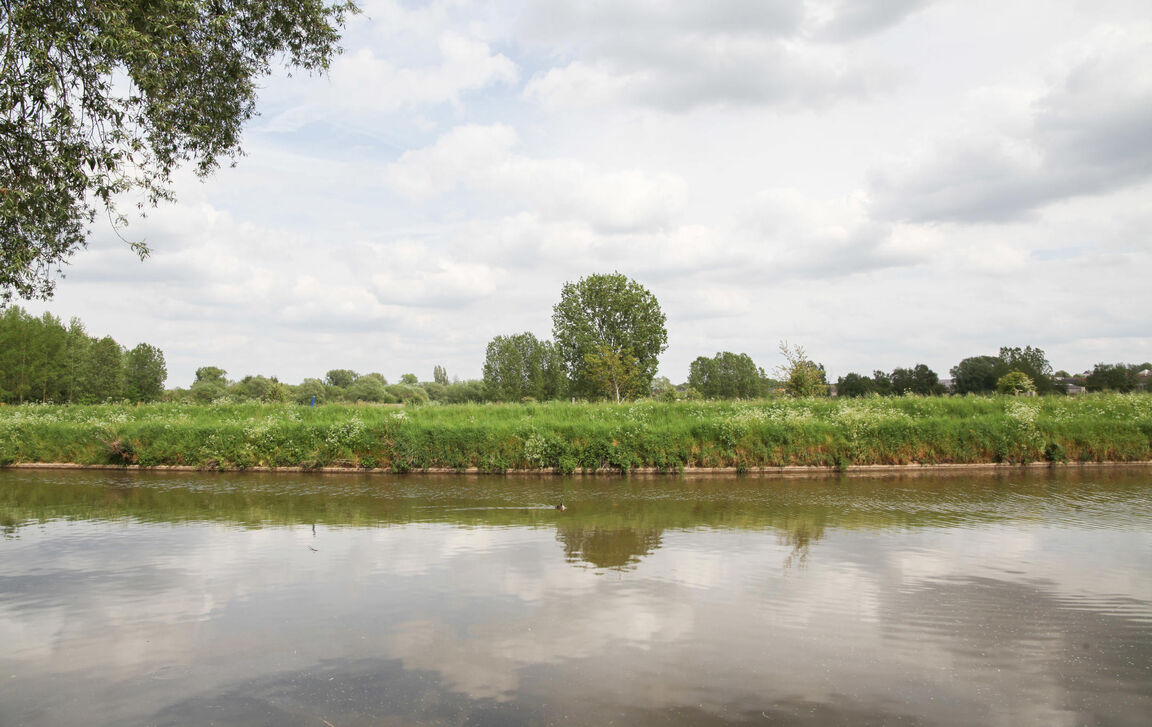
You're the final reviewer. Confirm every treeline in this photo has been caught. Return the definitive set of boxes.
[0,307,166,404]
[839,346,1150,397]
[170,365,490,406]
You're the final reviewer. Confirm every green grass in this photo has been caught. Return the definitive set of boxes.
[1,394,1151,472]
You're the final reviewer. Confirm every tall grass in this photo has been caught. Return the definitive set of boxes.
[1,394,1150,471]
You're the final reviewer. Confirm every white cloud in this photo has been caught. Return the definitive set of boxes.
[518,0,919,111]
[385,124,687,232]
[869,25,1152,222]
[266,32,517,131]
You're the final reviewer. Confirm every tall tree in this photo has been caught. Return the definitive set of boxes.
[123,343,167,401]
[552,273,667,399]
[85,336,124,401]
[1,0,358,301]
[483,332,564,402]
[950,355,1007,395]
[62,317,92,403]
[31,312,68,402]
[999,346,1057,394]
[325,369,358,388]
[890,364,945,396]
[1085,363,1138,393]
[688,352,762,399]
[836,372,875,398]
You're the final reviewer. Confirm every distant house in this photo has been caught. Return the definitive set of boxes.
[1057,376,1087,395]
[939,378,955,393]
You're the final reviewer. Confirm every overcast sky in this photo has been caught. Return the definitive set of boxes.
[22,0,1152,387]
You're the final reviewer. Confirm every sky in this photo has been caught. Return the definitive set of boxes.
[21,0,1152,387]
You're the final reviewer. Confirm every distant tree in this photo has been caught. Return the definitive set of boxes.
[265,378,286,403]
[62,318,92,403]
[420,381,447,402]
[86,336,125,401]
[483,332,566,402]
[444,379,487,404]
[688,352,762,399]
[433,365,449,386]
[999,346,1057,394]
[552,273,667,398]
[387,383,428,405]
[997,371,1036,396]
[950,356,1007,395]
[1085,363,1138,393]
[294,378,328,405]
[584,344,645,402]
[194,366,227,386]
[836,372,875,398]
[123,343,167,402]
[650,376,677,399]
[775,342,828,398]
[347,376,390,402]
[28,312,68,402]
[890,364,945,396]
[233,374,275,401]
[871,370,894,396]
[325,369,358,388]
[399,373,419,385]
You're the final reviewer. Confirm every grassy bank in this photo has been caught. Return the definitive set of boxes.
[1,395,1151,472]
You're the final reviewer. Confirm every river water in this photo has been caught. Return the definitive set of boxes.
[1,468,1150,726]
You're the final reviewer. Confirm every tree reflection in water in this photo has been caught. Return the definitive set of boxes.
[555,524,664,570]
[777,516,827,570]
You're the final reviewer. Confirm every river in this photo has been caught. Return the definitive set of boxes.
[1,468,1150,726]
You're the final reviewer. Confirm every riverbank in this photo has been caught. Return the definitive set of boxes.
[2,396,1150,473]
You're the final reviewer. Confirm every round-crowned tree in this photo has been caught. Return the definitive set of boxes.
[552,273,667,401]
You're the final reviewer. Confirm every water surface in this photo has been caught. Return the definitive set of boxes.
[2,469,1150,726]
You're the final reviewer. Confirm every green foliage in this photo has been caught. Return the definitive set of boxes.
[950,355,1007,395]
[1085,363,1139,393]
[194,366,227,385]
[433,365,449,386]
[294,378,327,405]
[1,0,359,301]
[999,346,1057,395]
[444,379,487,404]
[387,384,428,405]
[891,364,945,396]
[2,395,1150,471]
[325,369,359,388]
[482,332,565,402]
[123,343,166,402]
[688,351,763,399]
[0,306,149,404]
[776,342,828,398]
[345,376,392,403]
[952,347,1057,395]
[836,373,875,398]
[583,345,644,402]
[399,373,419,385]
[997,371,1036,396]
[552,273,668,398]
[85,336,125,402]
